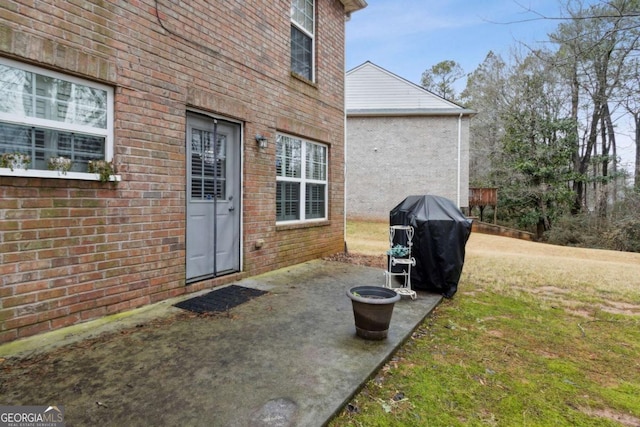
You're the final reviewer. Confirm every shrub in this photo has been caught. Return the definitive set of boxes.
[545,193,640,253]
[603,217,640,252]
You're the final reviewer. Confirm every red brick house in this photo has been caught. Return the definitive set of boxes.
[0,0,366,343]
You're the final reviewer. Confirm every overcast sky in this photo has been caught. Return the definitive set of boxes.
[345,0,570,82]
[346,0,576,84]
[345,0,636,172]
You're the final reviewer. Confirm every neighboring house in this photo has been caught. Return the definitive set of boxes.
[0,0,366,343]
[346,61,474,221]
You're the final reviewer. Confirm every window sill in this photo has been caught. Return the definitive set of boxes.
[276,219,330,231]
[0,168,121,182]
[290,72,317,88]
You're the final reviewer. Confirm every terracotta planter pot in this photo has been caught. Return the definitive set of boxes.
[347,286,400,340]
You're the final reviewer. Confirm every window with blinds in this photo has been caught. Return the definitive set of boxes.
[0,58,113,173]
[276,134,327,222]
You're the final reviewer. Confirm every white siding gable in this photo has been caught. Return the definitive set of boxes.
[346,61,461,111]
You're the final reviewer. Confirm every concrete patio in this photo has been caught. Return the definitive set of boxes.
[0,260,441,426]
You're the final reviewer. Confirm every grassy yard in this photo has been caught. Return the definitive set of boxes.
[329,221,640,427]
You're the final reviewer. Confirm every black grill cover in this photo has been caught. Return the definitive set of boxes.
[390,195,472,298]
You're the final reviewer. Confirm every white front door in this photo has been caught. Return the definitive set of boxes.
[186,113,241,283]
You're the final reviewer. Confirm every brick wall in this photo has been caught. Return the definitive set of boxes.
[346,115,470,221]
[0,0,347,343]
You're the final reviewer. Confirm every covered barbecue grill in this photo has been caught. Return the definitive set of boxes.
[389,195,472,298]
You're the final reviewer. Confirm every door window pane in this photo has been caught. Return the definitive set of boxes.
[191,128,226,200]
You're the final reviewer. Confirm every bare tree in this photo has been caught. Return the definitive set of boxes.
[550,0,639,215]
[618,58,640,191]
[420,60,465,101]
[460,51,509,186]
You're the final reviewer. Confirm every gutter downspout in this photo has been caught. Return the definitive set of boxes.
[343,17,348,253]
[457,113,462,208]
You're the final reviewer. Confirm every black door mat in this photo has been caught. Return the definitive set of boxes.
[174,285,268,314]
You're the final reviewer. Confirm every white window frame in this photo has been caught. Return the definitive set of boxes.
[276,133,328,223]
[0,57,117,181]
[290,0,315,82]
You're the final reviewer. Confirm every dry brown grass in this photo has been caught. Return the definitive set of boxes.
[345,220,640,314]
[465,233,640,315]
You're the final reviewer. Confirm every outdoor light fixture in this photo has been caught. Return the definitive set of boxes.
[255,134,268,149]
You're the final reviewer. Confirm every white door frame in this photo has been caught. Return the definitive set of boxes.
[185,110,243,283]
